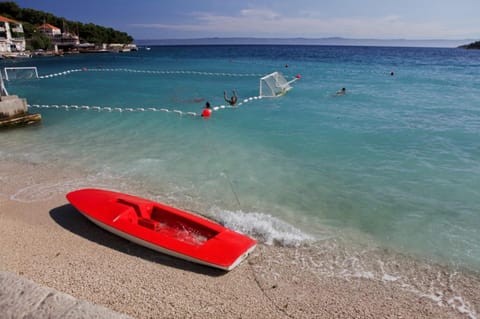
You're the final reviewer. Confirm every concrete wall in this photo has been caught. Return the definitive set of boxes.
[0,95,27,118]
[0,271,132,319]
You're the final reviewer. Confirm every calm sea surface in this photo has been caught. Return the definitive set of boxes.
[2,45,480,271]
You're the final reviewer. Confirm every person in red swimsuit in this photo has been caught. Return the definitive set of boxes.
[201,102,212,118]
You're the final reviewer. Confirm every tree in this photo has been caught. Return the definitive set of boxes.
[27,32,51,50]
[0,2,21,18]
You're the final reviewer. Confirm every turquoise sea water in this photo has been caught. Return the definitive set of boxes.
[2,45,480,271]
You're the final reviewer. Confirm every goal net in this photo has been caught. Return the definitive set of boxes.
[259,71,294,97]
[3,67,39,81]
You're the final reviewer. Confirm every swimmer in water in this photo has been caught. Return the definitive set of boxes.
[201,102,212,118]
[224,90,238,106]
[335,87,346,96]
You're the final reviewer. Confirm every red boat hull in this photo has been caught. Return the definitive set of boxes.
[66,188,256,271]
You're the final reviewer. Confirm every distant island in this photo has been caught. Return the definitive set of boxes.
[459,41,480,49]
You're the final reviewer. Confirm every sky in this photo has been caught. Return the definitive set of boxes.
[10,0,480,41]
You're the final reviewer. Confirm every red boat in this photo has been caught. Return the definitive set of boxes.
[66,188,257,271]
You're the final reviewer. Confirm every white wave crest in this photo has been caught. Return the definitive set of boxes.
[210,209,314,247]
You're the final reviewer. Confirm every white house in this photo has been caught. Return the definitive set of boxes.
[37,23,80,48]
[37,23,61,37]
[0,15,26,53]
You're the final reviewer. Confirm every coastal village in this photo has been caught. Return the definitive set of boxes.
[0,15,137,58]
[0,14,137,129]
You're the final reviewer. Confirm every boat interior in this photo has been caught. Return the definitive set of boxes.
[116,197,219,241]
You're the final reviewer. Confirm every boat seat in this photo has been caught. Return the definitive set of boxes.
[117,198,152,219]
[138,218,162,231]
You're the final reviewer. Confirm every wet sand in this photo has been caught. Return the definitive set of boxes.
[1,159,479,318]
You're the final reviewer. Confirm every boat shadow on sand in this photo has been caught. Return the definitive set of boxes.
[49,204,226,277]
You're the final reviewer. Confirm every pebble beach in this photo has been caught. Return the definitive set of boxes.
[1,159,479,319]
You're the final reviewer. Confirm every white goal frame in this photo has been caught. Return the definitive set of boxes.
[259,71,299,98]
[3,66,39,81]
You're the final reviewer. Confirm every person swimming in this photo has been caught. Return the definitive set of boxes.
[201,102,212,118]
[335,87,346,96]
[224,90,238,106]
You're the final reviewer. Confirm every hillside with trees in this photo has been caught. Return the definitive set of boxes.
[0,1,133,46]
[459,41,480,49]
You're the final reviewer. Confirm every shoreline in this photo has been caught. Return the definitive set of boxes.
[1,159,479,318]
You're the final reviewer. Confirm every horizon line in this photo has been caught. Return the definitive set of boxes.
[133,37,475,49]
[135,36,475,41]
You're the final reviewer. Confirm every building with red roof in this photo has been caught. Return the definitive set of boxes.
[0,15,26,53]
[37,23,61,36]
[37,23,80,49]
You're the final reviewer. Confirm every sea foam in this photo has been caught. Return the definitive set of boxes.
[210,208,314,247]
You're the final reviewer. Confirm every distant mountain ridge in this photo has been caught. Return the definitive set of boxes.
[136,37,474,48]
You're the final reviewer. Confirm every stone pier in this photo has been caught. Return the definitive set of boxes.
[0,95,41,128]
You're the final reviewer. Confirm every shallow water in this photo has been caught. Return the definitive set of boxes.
[2,45,480,272]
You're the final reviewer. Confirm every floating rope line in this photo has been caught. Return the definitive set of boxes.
[27,96,263,117]
[37,68,264,79]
